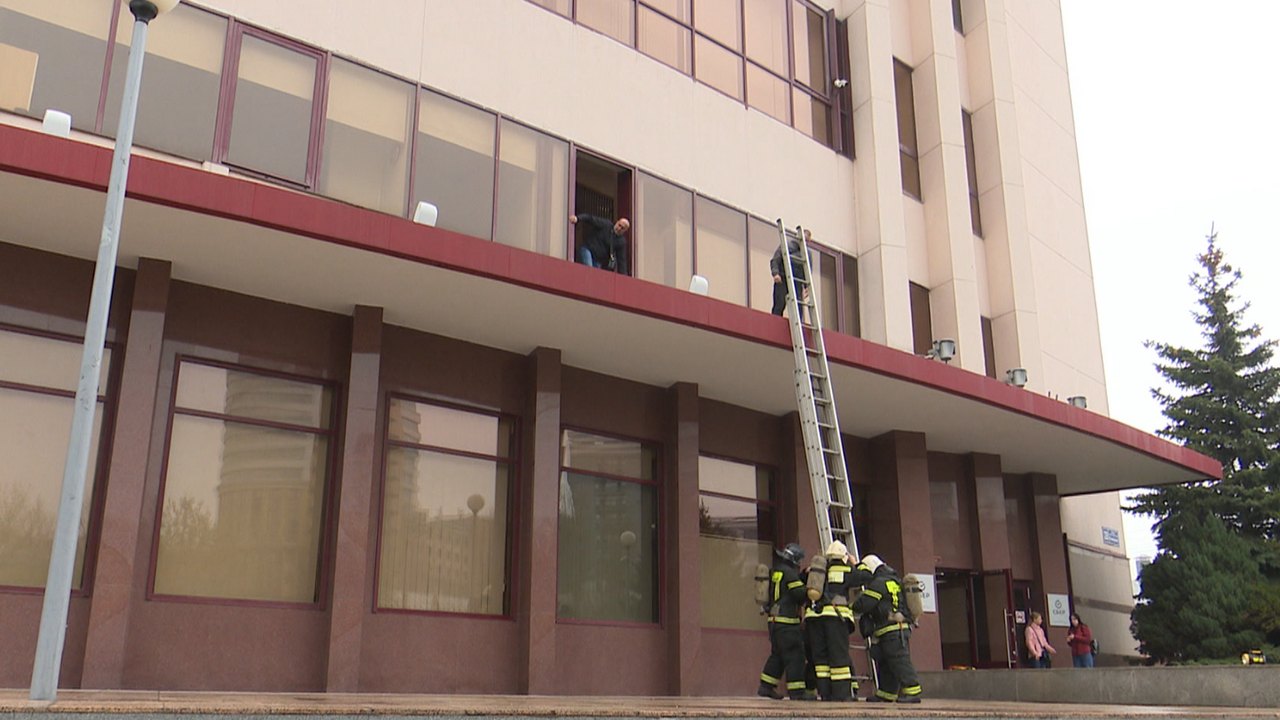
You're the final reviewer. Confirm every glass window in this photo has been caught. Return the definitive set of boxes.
[223,33,320,185]
[578,0,635,45]
[558,430,659,623]
[152,361,333,604]
[747,217,778,313]
[379,399,513,615]
[894,59,921,199]
[841,254,860,337]
[744,0,787,75]
[0,329,110,590]
[814,247,838,330]
[792,89,831,146]
[981,316,997,379]
[695,197,747,306]
[909,281,932,355]
[746,64,789,123]
[638,5,691,73]
[318,59,413,215]
[699,456,775,631]
[103,3,225,161]
[635,172,693,290]
[495,121,569,258]
[413,89,497,240]
[694,35,743,100]
[0,0,111,130]
[962,109,983,237]
[644,0,691,22]
[530,0,571,17]
[791,2,827,91]
[693,0,741,50]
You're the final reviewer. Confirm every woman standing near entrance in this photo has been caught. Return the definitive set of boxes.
[1067,613,1095,668]
[1024,612,1056,668]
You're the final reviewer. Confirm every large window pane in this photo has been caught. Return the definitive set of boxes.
[318,60,412,215]
[496,121,568,258]
[635,173,693,290]
[644,0,690,22]
[0,0,111,131]
[694,36,743,100]
[695,197,747,306]
[562,429,656,480]
[379,448,510,614]
[0,329,111,393]
[104,4,225,161]
[387,398,512,458]
[793,89,831,146]
[744,0,787,75]
[224,34,318,184]
[693,0,741,50]
[529,0,571,17]
[746,63,789,123]
[791,2,827,90]
[578,0,634,45]
[638,6,691,73]
[815,249,838,330]
[747,217,777,313]
[558,472,658,623]
[153,363,332,604]
[699,456,775,630]
[894,59,921,198]
[413,90,496,239]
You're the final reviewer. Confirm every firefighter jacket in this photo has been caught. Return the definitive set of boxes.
[768,562,808,624]
[852,566,913,639]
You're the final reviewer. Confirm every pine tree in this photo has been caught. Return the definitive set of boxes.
[1129,229,1280,661]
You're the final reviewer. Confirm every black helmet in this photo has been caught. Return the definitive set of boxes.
[776,542,805,566]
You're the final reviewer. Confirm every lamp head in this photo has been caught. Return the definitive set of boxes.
[127,0,180,22]
[1005,368,1028,388]
[1067,395,1088,409]
[689,275,709,295]
[929,339,957,363]
[413,201,439,227]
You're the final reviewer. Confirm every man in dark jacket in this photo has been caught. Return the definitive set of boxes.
[570,213,630,274]
[852,554,922,703]
[758,542,810,700]
[769,230,807,319]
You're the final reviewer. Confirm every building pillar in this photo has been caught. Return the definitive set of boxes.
[664,382,700,694]
[847,0,914,352]
[782,412,819,553]
[868,431,941,671]
[323,305,383,692]
[518,347,561,694]
[81,258,171,689]
[1029,473,1070,653]
[970,452,1012,665]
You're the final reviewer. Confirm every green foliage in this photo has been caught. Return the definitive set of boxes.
[1128,231,1280,662]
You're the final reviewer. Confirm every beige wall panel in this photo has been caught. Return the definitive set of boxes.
[1061,493,1126,549]
[1005,0,1068,68]
[904,198,929,284]
[889,0,917,63]
[1022,166,1091,273]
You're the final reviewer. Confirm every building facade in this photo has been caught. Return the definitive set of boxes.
[0,0,1214,694]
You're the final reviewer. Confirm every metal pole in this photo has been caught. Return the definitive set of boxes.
[30,10,154,703]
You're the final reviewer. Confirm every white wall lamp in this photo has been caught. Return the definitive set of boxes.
[689,275,709,295]
[412,200,438,227]
[926,338,956,363]
[1067,395,1088,409]
[1005,368,1029,387]
[41,109,72,138]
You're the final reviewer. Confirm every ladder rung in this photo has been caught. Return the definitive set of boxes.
[827,501,851,510]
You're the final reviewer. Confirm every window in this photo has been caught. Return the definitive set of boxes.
[909,281,933,356]
[495,120,569,258]
[558,430,659,623]
[699,456,775,630]
[694,0,742,50]
[529,0,571,17]
[952,0,964,34]
[219,30,325,186]
[635,172,693,290]
[695,35,744,100]
[841,254,860,337]
[747,217,779,314]
[893,59,921,199]
[834,18,854,158]
[0,0,112,130]
[378,399,514,615]
[790,2,832,145]
[812,244,839,331]
[695,197,748,305]
[981,316,997,379]
[104,3,226,161]
[0,328,111,591]
[413,89,498,240]
[962,109,983,237]
[638,4,691,73]
[579,0,635,44]
[152,361,333,604]
[318,59,413,215]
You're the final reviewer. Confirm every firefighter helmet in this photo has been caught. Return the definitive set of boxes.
[777,542,805,566]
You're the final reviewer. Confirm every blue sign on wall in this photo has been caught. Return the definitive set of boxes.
[1102,526,1120,547]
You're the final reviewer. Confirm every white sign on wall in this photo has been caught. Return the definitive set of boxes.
[911,573,937,613]
[1047,593,1070,627]
[1102,526,1121,547]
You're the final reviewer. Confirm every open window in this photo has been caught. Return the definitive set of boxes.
[572,151,633,275]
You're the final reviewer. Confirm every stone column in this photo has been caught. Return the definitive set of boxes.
[1029,473,1070,653]
[664,382,700,694]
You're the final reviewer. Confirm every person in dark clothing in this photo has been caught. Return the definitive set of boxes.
[758,542,811,700]
[570,213,630,274]
[852,554,922,704]
[769,230,808,319]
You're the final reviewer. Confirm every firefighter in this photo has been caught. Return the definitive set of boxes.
[805,541,861,701]
[852,554,922,703]
[758,542,810,700]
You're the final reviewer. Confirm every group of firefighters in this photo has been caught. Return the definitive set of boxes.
[758,540,923,703]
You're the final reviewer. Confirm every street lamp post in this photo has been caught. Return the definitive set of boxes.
[30,0,180,701]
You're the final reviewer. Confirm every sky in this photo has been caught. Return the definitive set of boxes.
[1059,2,1280,563]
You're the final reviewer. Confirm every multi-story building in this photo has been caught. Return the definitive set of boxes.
[0,0,1214,693]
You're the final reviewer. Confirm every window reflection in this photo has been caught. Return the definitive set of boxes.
[0,0,111,131]
[746,63,790,123]
[638,6,691,73]
[578,0,634,44]
[695,197,748,305]
[699,456,775,630]
[224,34,318,184]
[693,0,742,50]
[694,35,743,100]
[379,398,513,615]
[744,0,787,75]
[791,1,827,90]
[318,59,413,215]
[153,362,332,604]
[414,90,497,240]
[635,173,693,290]
[496,121,568,258]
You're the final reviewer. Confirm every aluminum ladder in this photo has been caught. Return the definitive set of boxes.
[776,220,860,560]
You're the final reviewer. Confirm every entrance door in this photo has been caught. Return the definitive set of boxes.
[936,570,975,668]
[935,569,1017,668]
